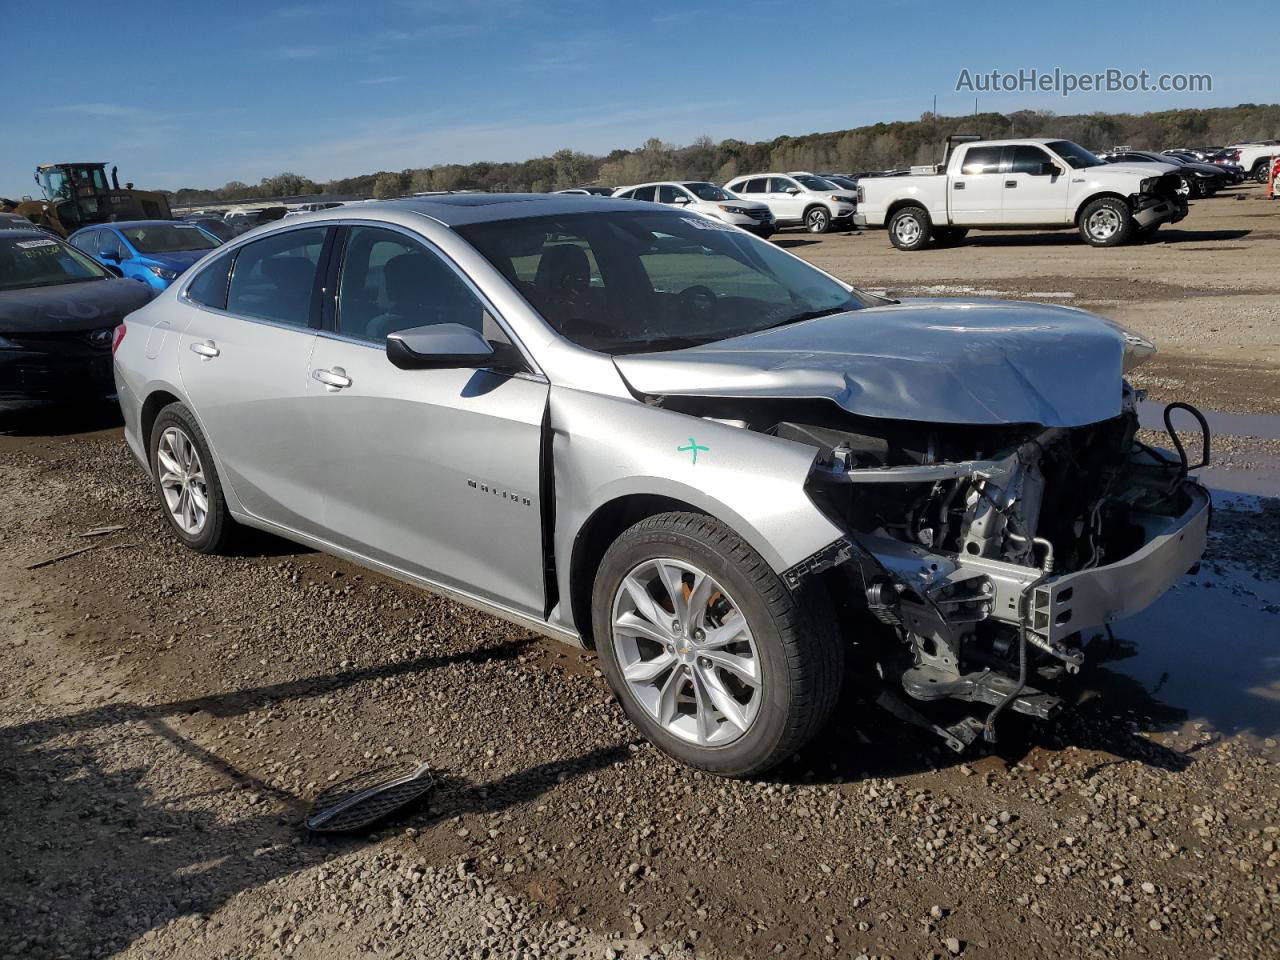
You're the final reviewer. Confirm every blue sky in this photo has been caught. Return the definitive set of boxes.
[1,0,1269,197]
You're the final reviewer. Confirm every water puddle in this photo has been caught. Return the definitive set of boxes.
[1096,558,1279,741]
[1139,400,1280,442]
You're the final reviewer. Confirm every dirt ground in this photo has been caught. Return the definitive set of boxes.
[1,184,1277,960]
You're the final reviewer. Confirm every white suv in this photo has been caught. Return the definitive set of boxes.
[723,172,856,233]
[613,181,776,237]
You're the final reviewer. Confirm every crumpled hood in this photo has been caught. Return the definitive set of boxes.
[613,299,1153,428]
[0,277,155,334]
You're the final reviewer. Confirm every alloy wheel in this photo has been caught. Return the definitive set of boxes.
[610,558,761,747]
[893,214,921,246]
[1086,208,1121,241]
[156,426,209,535]
[807,209,829,233]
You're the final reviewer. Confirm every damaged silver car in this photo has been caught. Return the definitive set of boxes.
[112,195,1210,776]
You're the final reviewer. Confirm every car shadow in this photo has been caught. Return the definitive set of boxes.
[0,637,645,957]
[956,227,1251,249]
[772,238,821,249]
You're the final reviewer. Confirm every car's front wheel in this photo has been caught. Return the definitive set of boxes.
[592,512,843,777]
[804,206,831,234]
[1078,197,1135,247]
[149,401,236,553]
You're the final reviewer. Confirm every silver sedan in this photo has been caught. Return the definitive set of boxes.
[113,195,1208,775]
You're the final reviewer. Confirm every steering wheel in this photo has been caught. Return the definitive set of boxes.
[677,285,718,320]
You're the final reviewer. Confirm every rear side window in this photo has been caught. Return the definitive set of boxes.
[631,186,656,202]
[69,230,98,255]
[184,250,235,310]
[741,178,767,193]
[960,146,1003,175]
[226,227,327,327]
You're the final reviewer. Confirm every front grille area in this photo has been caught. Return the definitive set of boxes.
[744,209,770,221]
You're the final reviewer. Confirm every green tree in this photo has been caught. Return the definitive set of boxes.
[372,172,406,199]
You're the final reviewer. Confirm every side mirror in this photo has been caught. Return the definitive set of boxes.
[785,186,801,195]
[387,323,500,370]
[1040,162,1062,177]
[99,249,119,262]
[672,195,691,205]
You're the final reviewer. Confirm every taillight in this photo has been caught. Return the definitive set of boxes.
[111,323,127,356]
[1232,150,1241,162]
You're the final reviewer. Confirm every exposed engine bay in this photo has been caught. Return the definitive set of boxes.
[657,387,1212,750]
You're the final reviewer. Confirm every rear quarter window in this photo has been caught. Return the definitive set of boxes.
[184,250,235,310]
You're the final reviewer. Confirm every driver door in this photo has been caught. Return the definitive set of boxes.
[303,225,549,616]
[1001,145,1070,224]
[766,177,806,222]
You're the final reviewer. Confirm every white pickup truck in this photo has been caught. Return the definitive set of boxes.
[855,137,1188,250]
[1226,142,1280,183]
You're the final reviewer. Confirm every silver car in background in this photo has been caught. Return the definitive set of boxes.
[113,194,1208,776]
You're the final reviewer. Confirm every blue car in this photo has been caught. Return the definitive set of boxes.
[68,220,222,291]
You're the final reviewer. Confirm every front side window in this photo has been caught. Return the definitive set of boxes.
[98,229,127,259]
[768,177,798,193]
[1009,146,1053,175]
[336,226,487,343]
[225,227,327,327]
[656,185,684,204]
[959,146,1003,175]
[0,235,109,291]
[457,210,874,355]
[121,224,220,254]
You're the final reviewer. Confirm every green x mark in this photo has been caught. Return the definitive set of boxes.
[678,437,709,465]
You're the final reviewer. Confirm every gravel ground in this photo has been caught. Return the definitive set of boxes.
[1,186,1278,960]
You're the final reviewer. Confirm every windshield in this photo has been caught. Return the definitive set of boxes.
[121,223,221,254]
[823,176,858,189]
[0,235,109,291]
[683,182,731,201]
[1046,140,1105,169]
[456,210,875,355]
[794,175,837,190]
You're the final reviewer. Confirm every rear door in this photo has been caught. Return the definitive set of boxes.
[1001,145,1070,224]
[303,224,550,616]
[177,225,332,535]
[948,145,1005,224]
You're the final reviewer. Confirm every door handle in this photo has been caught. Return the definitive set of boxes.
[953,182,965,190]
[313,366,352,390]
[1005,180,1017,188]
[190,340,219,359]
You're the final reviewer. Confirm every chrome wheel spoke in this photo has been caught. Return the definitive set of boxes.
[623,651,676,684]
[611,556,761,747]
[157,427,208,537]
[695,663,750,734]
[699,649,759,688]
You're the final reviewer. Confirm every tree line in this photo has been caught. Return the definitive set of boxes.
[163,103,1280,206]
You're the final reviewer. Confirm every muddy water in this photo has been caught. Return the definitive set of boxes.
[1138,399,1280,442]
[1102,557,1280,741]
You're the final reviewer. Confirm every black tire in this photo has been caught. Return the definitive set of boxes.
[804,205,831,234]
[148,401,236,554]
[1077,197,1135,247]
[592,512,844,777]
[1253,161,1270,184]
[933,227,968,247]
[887,204,932,251]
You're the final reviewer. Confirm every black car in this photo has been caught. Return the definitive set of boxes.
[1101,150,1231,197]
[0,228,154,414]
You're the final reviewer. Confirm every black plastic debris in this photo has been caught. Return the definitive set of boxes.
[305,761,435,832]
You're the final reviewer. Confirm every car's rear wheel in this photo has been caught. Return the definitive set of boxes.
[887,204,932,250]
[1253,161,1270,184]
[149,402,236,553]
[592,512,843,777]
[1078,197,1135,247]
[804,206,831,234]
